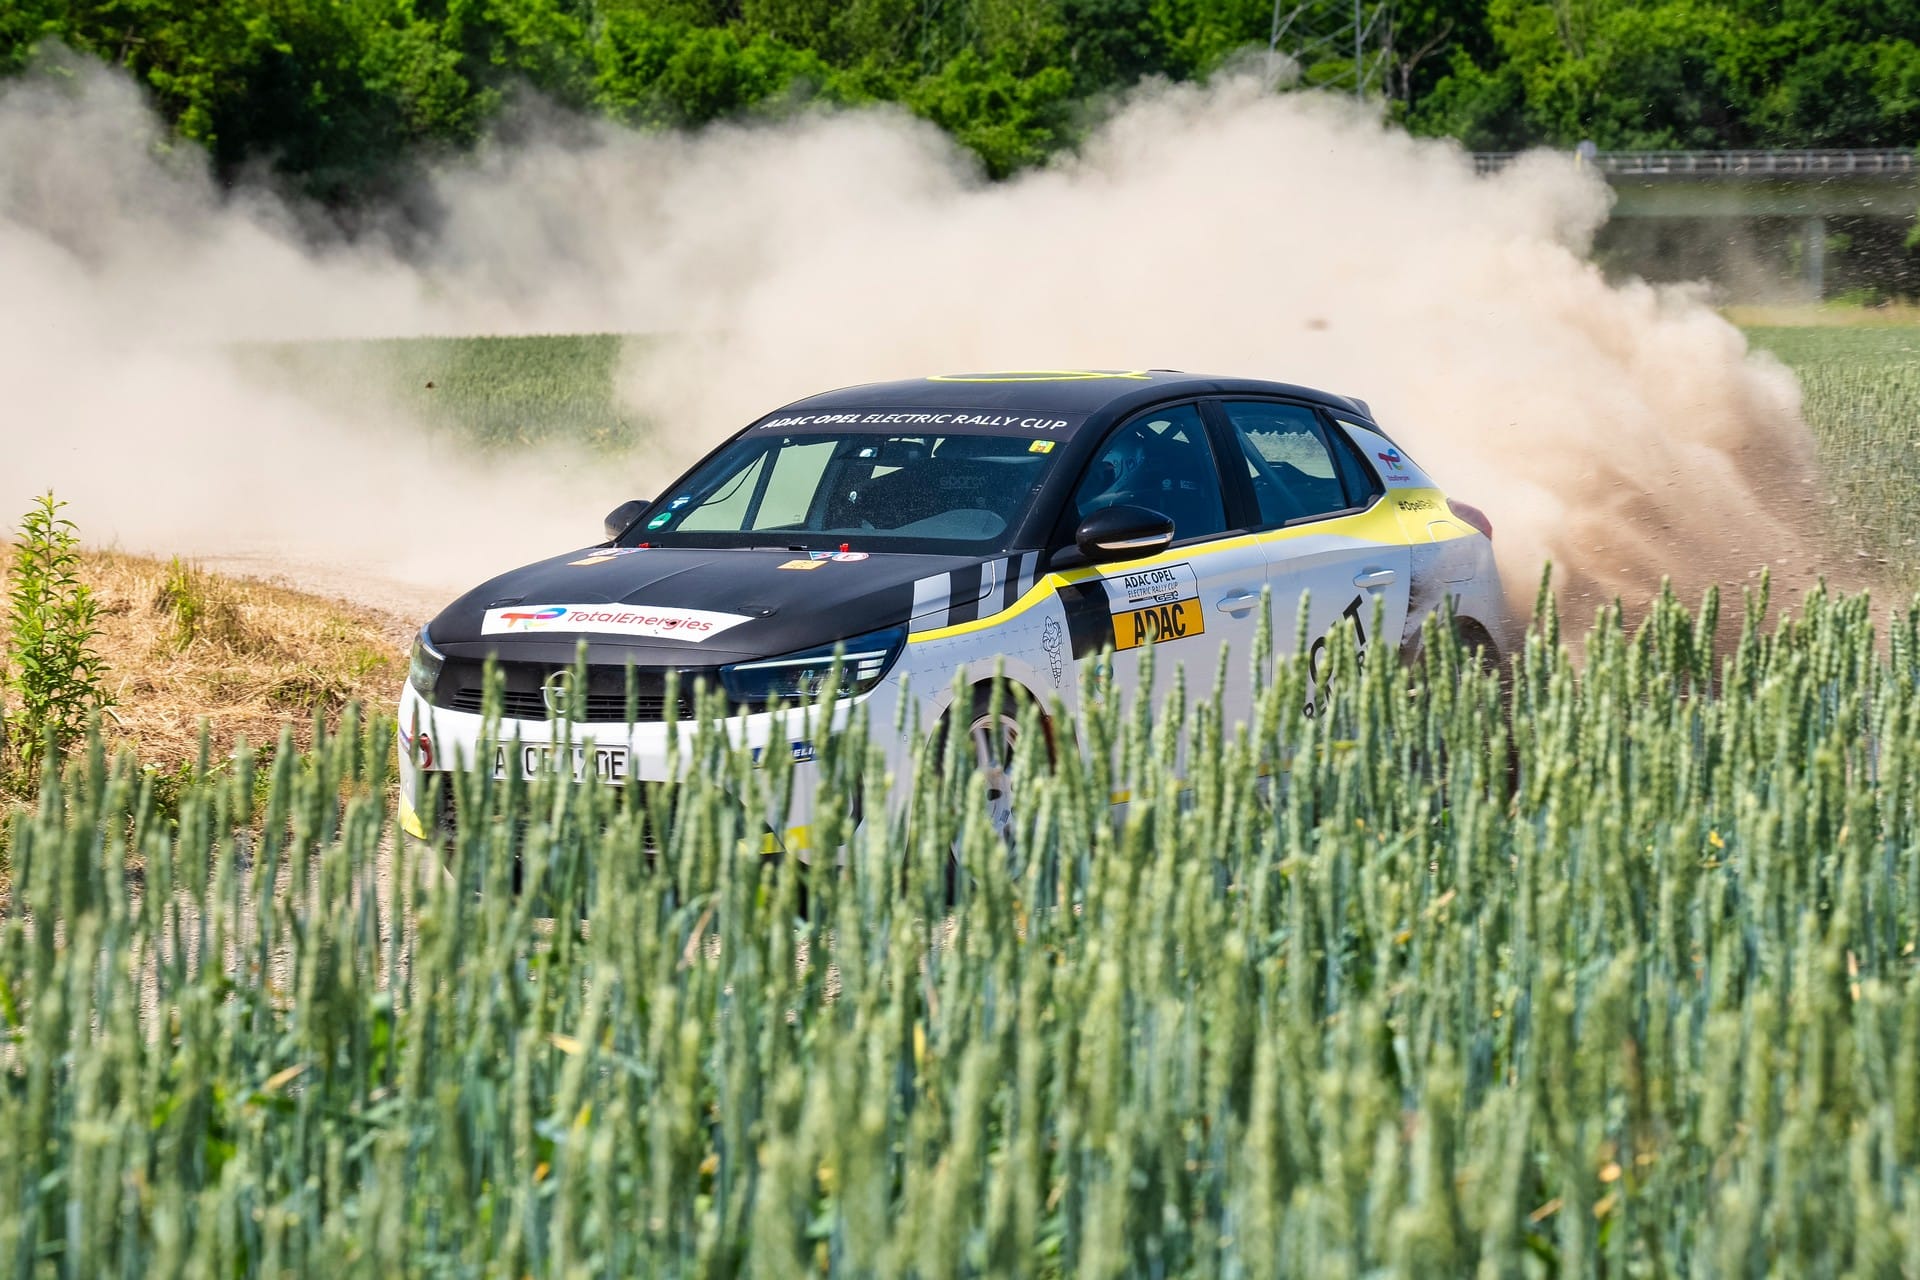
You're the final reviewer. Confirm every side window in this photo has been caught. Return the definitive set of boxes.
[1220,401,1359,527]
[1073,404,1227,543]
[1326,418,1386,506]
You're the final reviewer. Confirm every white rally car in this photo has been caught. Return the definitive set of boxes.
[397,370,1507,847]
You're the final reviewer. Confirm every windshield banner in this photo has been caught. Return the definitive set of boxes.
[754,409,1088,435]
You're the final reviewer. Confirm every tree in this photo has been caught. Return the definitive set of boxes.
[592,10,836,126]
[905,46,1073,175]
[0,0,61,76]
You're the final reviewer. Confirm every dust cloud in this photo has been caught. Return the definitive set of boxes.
[0,55,1835,628]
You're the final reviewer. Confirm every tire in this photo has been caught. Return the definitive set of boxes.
[1451,617,1519,797]
[1453,617,1503,678]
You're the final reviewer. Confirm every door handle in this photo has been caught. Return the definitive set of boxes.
[1215,591,1261,616]
[1352,568,1397,589]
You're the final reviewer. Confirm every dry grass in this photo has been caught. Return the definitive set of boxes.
[1723,301,1920,327]
[1,545,403,771]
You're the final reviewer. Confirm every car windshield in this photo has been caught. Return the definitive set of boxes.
[628,432,1062,555]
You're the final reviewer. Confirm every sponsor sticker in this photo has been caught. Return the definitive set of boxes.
[1040,617,1065,685]
[1339,421,1421,489]
[779,559,825,571]
[568,547,650,566]
[480,603,752,641]
[1028,440,1056,454]
[807,550,869,563]
[1369,445,1419,487]
[752,741,817,766]
[1105,562,1205,651]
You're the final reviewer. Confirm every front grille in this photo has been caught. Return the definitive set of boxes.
[446,688,684,721]
[431,658,701,723]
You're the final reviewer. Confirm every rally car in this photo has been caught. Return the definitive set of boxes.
[396,370,1507,847]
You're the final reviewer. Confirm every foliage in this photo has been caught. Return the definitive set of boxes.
[1413,0,1920,151]
[590,9,840,128]
[904,49,1075,176]
[1,494,110,784]
[4,588,1920,1271]
[8,0,1920,205]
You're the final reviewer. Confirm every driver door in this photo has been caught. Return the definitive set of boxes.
[1057,403,1268,727]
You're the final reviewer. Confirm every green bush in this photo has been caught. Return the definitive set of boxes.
[2,493,109,784]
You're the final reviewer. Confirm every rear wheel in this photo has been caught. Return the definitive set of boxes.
[1453,617,1503,678]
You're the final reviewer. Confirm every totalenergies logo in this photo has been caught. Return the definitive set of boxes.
[500,606,568,627]
[1376,449,1405,473]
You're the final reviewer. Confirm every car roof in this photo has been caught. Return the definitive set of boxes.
[775,370,1374,430]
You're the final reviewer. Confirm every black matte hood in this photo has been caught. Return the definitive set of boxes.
[428,545,976,667]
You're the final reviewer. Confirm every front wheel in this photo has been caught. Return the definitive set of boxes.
[964,696,1022,849]
[913,682,1046,902]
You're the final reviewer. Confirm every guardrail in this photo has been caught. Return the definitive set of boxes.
[1472,148,1917,178]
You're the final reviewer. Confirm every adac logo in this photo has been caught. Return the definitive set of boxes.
[501,606,567,627]
[1376,449,1406,473]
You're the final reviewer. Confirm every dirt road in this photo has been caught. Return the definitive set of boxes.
[194,552,457,650]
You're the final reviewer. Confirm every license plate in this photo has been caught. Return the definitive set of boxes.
[490,742,629,783]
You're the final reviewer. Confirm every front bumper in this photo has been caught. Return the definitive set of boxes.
[394,680,900,853]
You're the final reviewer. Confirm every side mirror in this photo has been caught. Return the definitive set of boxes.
[604,498,651,542]
[1074,505,1175,563]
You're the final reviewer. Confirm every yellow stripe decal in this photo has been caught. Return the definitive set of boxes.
[1386,488,1476,541]
[908,498,1425,645]
[926,370,1152,383]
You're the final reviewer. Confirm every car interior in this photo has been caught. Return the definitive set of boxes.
[814,436,1046,539]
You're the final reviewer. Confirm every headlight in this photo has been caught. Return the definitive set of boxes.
[719,627,905,706]
[408,627,445,699]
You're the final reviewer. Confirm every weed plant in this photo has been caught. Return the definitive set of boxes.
[1,493,110,786]
[2,584,1919,1275]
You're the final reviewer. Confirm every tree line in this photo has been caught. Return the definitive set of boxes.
[3,0,1919,203]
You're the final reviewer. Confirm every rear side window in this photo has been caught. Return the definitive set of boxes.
[1325,418,1386,506]
[1219,401,1364,526]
